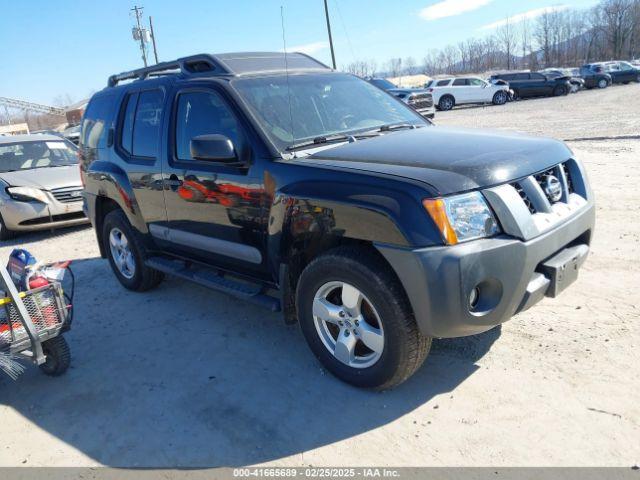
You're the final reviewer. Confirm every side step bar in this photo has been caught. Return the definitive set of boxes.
[145,256,281,312]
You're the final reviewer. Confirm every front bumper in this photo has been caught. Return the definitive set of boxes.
[376,201,595,338]
[1,197,88,232]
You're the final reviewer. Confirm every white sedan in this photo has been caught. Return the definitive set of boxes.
[425,76,510,111]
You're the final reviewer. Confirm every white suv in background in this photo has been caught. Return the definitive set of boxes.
[426,76,510,111]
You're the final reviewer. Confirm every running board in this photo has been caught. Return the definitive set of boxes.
[145,256,281,312]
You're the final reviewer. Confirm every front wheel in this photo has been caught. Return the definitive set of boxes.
[0,213,15,241]
[492,91,508,105]
[597,79,608,89]
[39,336,71,376]
[296,247,431,390]
[553,85,568,96]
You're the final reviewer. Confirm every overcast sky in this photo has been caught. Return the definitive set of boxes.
[0,0,598,105]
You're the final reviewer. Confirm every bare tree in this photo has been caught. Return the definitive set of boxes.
[497,17,517,69]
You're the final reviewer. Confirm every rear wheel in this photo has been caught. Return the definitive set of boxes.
[103,209,164,291]
[597,79,608,89]
[296,247,431,390]
[39,336,70,376]
[438,95,455,111]
[492,91,508,105]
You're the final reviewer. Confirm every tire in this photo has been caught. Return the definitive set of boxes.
[39,336,70,376]
[296,246,431,390]
[0,212,15,241]
[553,85,568,96]
[102,209,164,291]
[511,90,520,101]
[438,95,455,111]
[597,79,608,89]
[636,75,640,83]
[492,91,507,105]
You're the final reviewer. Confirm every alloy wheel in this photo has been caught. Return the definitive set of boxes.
[109,227,136,279]
[312,281,385,369]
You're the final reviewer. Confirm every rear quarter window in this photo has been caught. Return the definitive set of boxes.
[81,94,115,149]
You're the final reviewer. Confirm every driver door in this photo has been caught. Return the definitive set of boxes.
[159,85,270,279]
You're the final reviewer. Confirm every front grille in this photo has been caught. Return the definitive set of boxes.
[510,161,580,214]
[562,163,574,193]
[514,182,536,214]
[19,211,86,226]
[50,186,84,203]
[408,93,433,109]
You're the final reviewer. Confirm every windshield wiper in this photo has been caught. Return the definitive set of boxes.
[285,134,354,152]
[378,123,419,132]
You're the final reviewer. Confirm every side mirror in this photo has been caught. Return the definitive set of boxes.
[190,134,237,163]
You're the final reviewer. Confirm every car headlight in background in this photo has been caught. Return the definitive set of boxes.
[6,186,50,204]
[423,191,500,245]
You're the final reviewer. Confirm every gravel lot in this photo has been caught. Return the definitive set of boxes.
[0,84,638,467]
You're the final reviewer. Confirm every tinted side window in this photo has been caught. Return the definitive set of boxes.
[120,93,138,154]
[530,73,545,81]
[132,90,164,158]
[175,90,243,161]
[81,95,114,149]
[514,73,529,80]
[436,79,450,87]
[452,79,467,86]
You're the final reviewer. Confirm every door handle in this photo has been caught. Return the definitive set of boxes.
[165,174,182,191]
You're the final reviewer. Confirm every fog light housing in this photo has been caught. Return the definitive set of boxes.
[469,287,479,309]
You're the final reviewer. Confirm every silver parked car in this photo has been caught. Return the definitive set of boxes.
[0,134,88,240]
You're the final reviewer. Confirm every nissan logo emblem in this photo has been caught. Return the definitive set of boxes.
[544,175,563,202]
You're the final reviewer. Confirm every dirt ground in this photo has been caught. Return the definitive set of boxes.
[0,84,638,467]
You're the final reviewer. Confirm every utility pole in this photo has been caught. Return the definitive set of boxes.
[131,5,148,67]
[323,0,337,69]
[149,16,159,64]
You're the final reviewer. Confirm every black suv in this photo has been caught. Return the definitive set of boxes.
[578,65,612,89]
[81,52,595,389]
[489,72,572,99]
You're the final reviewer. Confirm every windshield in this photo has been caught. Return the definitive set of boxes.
[233,73,425,152]
[0,140,77,173]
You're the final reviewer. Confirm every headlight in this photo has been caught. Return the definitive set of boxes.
[423,192,500,245]
[6,186,50,204]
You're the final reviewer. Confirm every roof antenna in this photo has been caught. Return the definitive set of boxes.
[280,6,296,157]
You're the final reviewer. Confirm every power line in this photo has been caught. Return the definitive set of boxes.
[131,5,148,67]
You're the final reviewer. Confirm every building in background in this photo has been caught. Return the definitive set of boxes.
[0,123,29,135]
[64,99,88,126]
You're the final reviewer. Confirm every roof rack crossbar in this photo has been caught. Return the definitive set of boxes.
[107,54,228,87]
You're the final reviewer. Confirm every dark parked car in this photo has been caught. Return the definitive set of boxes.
[578,64,612,89]
[81,52,595,389]
[367,78,435,118]
[601,61,640,84]
[538,69,585,93]
[489,72,572,99]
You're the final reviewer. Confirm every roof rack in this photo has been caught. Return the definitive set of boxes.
[107,54,229,87]
[107,52,332,87]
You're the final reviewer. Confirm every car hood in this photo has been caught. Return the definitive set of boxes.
[388,88,431,95]
[0,165,82,190]
[295,126,572,196]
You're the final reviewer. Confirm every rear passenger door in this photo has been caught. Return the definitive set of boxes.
[159,85,269,279]
[451,78,471,103]
[114,87,168,230]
